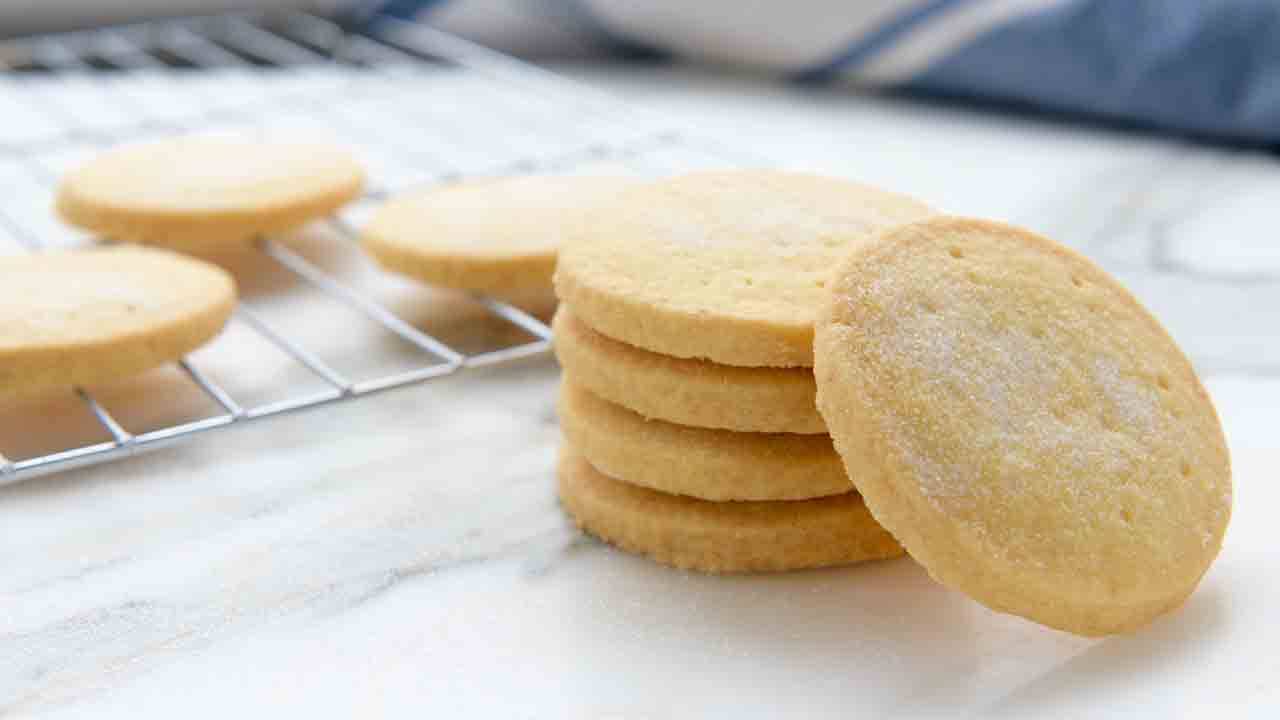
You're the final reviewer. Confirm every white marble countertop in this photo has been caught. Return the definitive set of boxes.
[3,64,1279,718]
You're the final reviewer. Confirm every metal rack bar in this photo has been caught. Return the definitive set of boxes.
[470,298,554,343]
[242,390,344,419]
[76,388,132,444]
[178,360,244,418]
[350,363,459,394]
[3,358,460,487]
[232,307,354,393]
[257,238,465,365]
[134,415,236,443]
[10,441,119,478]
[464,338,554,368]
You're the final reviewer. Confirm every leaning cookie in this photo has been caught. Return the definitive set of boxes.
[0,246,236,398]
[814,216,1231,636]
[56,135,364,249]
[557,450,903,574]
[362,174,641,309]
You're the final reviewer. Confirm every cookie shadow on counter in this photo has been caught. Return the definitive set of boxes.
[551,549,989,708]
[984,583,1230,716]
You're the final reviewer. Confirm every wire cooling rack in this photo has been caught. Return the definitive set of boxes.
[0,10,744,486]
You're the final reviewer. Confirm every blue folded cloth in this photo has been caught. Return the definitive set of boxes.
[366,0,1280,146]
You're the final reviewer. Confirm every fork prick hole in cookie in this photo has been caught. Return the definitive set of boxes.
[949,247,964,259]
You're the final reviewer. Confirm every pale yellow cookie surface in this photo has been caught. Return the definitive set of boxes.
[57,136,364,249]
[814,217,1231,636]
[0,246,236,398]
[552,308,825,434]
[362,174,641,305]
[554,170,933,367]
[558,450,903,574]
[559,381,847,501]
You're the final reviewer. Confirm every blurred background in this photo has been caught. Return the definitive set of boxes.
[6,0,1280,146]
[0,1,335,37]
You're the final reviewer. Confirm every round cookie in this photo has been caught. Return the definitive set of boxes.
[553,308,825,434]
[813,217,1232,636]
[554,170,933,367]
[559,381,847,501]
[0,246,236,399]
[362,174,641,307]
[558,450,903,573]
[56,135,365,249]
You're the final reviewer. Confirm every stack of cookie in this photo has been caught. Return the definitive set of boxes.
[551,170,935,573]
[554,171,1233,634]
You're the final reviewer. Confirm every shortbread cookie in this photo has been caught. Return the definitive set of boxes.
[0,246,236,398]
[559,381,847,501]
[554,170,933,367]
[553,308,825,434]
[362,174,641,305]
[814,217,1231,636]
[57,136,364,249]
[558,451,903,573]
